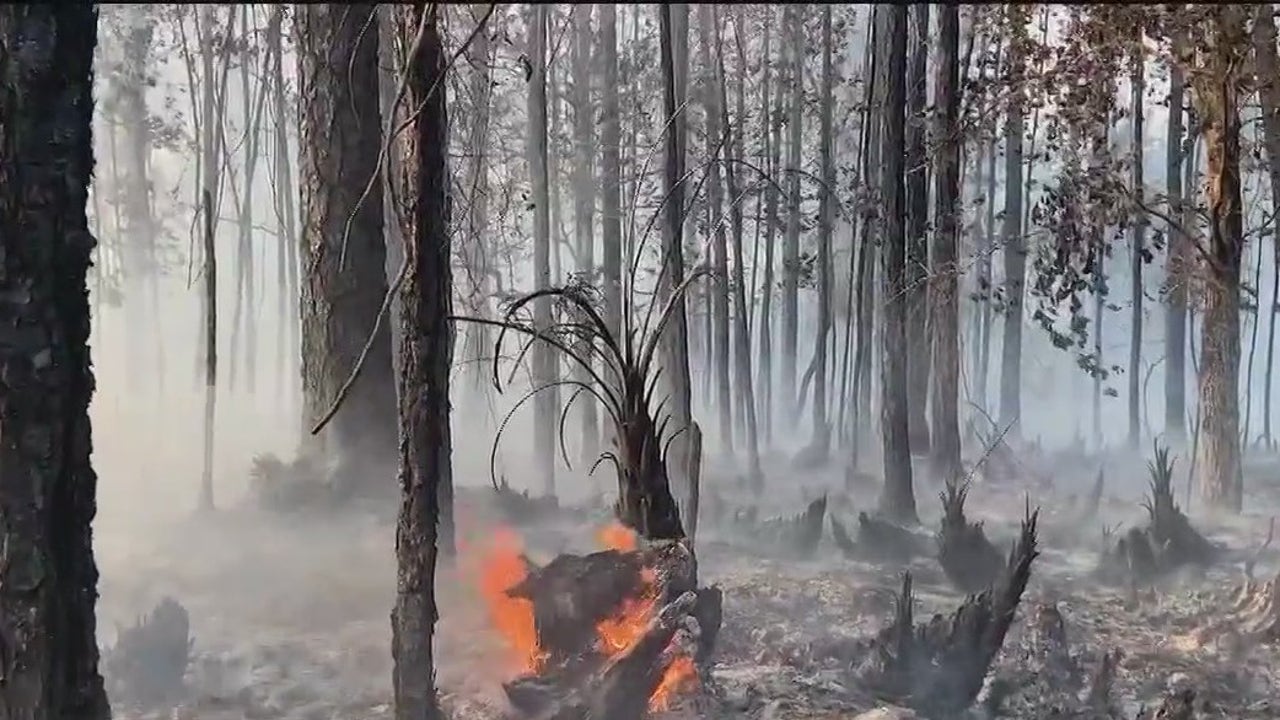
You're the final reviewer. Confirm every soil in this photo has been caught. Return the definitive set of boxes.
[97,451,1280,720]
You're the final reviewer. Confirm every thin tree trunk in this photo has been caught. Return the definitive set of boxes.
[1128,44,1145,447]
[999,8,1026,434]
[1165,60,1188,444]
[0,6,111,714]
[931,3,962,482]
[528,4,557,497]
[200,189,217,511]
[757,7,781,445]
[877,5,917,524]
[852,6,881,462]
[571,5,600,462]
[389,5,449,715]
[781,4,804,425]
[905,3,930,453]
[462,6,493,403]
[600,3,623,455]
[810,4,835,458]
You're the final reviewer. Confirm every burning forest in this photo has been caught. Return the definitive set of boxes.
[9,3,1280,720]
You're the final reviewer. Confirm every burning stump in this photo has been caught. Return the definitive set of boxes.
[489,530,721,720]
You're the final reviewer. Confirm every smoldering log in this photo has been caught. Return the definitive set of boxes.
[857,508,1040,716]
[935,482,1003,593]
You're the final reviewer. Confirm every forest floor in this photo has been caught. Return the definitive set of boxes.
[97,448,1280,720]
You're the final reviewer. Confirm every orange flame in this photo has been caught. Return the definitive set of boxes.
[478,527,544,673]
[480,523,698,712]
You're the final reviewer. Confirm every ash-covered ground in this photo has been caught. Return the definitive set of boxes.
[97,448,1280,720]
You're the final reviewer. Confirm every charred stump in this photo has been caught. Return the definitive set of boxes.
[832,512,927,563]
[935,482,1003,593]
[1028,601,1079,686]
[1083,648,1122,713]
[104,598,192,710]
[501,540,718,718]
[856,508,1040,716]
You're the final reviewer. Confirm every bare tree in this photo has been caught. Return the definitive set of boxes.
[781,4,804,423]
[999,6,1027,434]
[1165,56,1188,444]
[0,5,111,716]
[528,3,557,497]
[1254,11,1280,449]
[905,3,931,451]
[571,5,600,461]
[1128,39,1145,448]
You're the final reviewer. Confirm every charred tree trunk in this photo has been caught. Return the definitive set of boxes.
[1128,45,1145,449]
[905,3,930,453]
[200,190,218,511]
[389,4,451,717]
[0,5,111,715]
[1165,61,1188,445]
[757,11,781,445]
[528,4,557,497]
[930,4,962,482]
[999,12,1027,434]
[461,7,494,404]
[297,4,397,497]
[877,5,918,524]
[1188,11,1248,511]
[809,5,835,460]
[1254,13,1280,449]
[781,5,803,423]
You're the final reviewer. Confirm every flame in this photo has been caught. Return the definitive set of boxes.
[478,527,544,673]
[479,523,698,712]
[650,654,698,712]
[597,521,638,551]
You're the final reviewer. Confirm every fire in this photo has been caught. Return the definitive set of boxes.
[479,522,698,713]
[478,527,544,673]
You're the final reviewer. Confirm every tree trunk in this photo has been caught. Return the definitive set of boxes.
[810,4,836,458]
[716,8,762,482]
[905,3,931,453]
[268,6,300,412]
[1188,10,1248,511]
[930,4,962,482]
[1165,60,1188,444]
[389,5,450,717]
[1254,13,1280,449]
[0,7,112,715]
[757,9,780,445]
[658,4,695,511]
[460,7,493,404]
[296,4,397,497]
[528,4,557,497]
[698,4,733,455]
[200,188,218,512]
[852,7,881,461]
[1128,44,1145,448]
[999,11,1026,434]
[600,4,623,455]
[781,5,804,424]
[877,5,918,524]
[571,5,600,463]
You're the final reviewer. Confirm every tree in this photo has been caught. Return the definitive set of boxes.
[905,3,931,452]
[296,3,397,497]
[1164,56,1188,444]
[1253,11,1280,449]
[0,5,111,716]
[1181,7,1250,510]
[388,3,453,717]
[1128,38,1146,448]
[571,5,600,462]
[780,5,803,422]
[811,4,836,459]
[528,3,557,497]
[599,4,623,448]
[930,4,963,482]
[877,5,918,524]
[999,6,1028,434]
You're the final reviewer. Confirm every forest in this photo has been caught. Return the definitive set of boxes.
[2,2,1280,719]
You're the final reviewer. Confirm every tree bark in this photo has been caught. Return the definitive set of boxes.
[600,4,623,456]
[999,12,1026,434]
[811,4,835,457]
[527,4,557,497]
[877,5,918,524]
[0,5,111,716]
[930,4,962,482]
[1187,9,1248,511]
[297,4,397,496]
[1165,60,1188,444]
[905,3,931,453]
[389,5,451,717]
